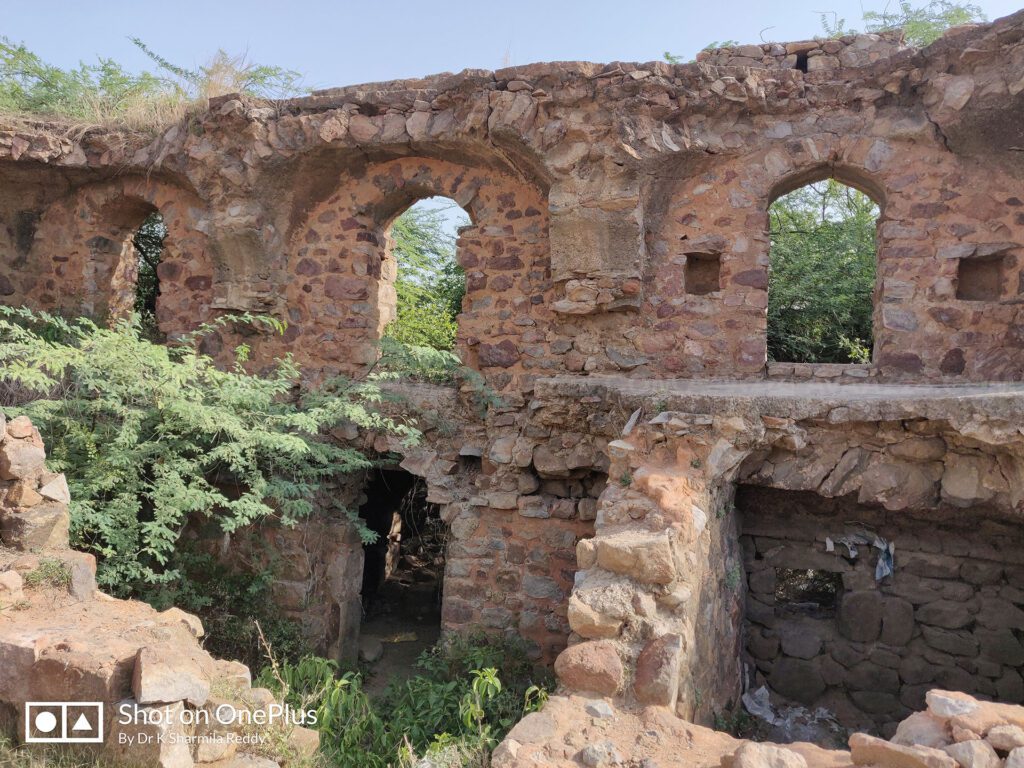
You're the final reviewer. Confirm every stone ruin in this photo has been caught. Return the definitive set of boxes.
[1,7,1024,767]
[0,413,318,767]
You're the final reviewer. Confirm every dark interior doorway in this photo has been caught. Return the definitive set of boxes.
[356,468,447,693]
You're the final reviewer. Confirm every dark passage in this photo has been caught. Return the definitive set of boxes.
[356,468,447,693]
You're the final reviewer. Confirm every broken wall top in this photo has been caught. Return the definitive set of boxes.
[1,10,1023,386]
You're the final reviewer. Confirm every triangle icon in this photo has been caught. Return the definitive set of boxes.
[72,713,92,732]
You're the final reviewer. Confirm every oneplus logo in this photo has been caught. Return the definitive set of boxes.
[24,702,104,743]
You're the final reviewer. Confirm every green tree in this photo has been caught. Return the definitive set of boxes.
[0,36,302,126]
[132,211,166,336]
[385,201,468,352]
[0,308,417,593]
[767,180,879,364]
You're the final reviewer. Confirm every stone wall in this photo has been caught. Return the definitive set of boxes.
[2,11,1024,764]
[739,487,1024,735]
[526,376,1024,734]
[1,12,1023,384]
[694,31,906,70]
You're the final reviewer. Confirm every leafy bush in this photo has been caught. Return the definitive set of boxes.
[822,0,985,44]
[0,37,302,129]
[256,634,551,768]
[143,550,310,669]
[0,307,418,594]
[665,0,984,63]
[767,180,878,364]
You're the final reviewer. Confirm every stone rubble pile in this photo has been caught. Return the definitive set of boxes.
[845,689,1024,768]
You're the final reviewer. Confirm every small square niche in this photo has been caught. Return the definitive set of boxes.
[685,252,721,295]
[957,255,1004,301]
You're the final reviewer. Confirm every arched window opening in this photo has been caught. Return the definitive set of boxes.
[131,211,167,338]
[383,197,470,354]
[768,179,880,364]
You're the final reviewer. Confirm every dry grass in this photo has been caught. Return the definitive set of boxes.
[0,736,113,768]
[0,46,303,136]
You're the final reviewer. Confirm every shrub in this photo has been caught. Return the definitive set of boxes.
[256,634,551,767]
[143,550,310,670]
[0,307,418,594]
[0,36,303,129]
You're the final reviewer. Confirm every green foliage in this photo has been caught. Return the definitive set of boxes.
[666,0,985,62]
[0,307,418,593]
[21,558,71,589]
[714,707,760,739]
[257,634,551,767]
[384,202,468,352]
[375,337,461,384]
[129,38,304,100]
[132,211,166,338]
[863,0,984,44]
[822,0,985,44]
[767,180,879,364]
[0,36,167,120]
[143,550,309,670]
[725,563,743,591]
[0,36,303,126]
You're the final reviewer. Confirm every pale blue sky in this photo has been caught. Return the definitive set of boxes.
[5,0,1022,90]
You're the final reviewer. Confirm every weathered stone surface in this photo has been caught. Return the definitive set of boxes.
[986,725,1024,752]
[105,700,193,768]
[840,591,884,642]
[554,641,623,696]
[916,601,974,630]
[778,623,822,660]
[37,474,70,504]
[0,440,45,481]
[0,570,23,605]
[568,595,623,639]
[633,634,683,706]
[132,646,211,707]
[942,740,1000,768]
[893,712,950,749]
[882,597,916,646]
[729,741,808,768]
[769,657,825,704]
[927,690,979,719]
[0,501,70,551]
[596,531,675,585]
[849,732,957,768]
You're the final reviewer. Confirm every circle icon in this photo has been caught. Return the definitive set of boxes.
[34,711,58,734]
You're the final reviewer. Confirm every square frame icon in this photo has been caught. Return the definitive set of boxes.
[25,702,104,744]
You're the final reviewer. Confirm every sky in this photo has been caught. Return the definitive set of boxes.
[4,0,1022,91]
